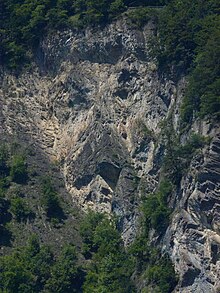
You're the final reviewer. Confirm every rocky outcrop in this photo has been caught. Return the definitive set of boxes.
[0,19,177,245]
[1,16,220,292]
[164,128,220,293]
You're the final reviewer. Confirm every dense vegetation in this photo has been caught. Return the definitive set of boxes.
[80,212,134,293]
[154,0,220,123]
[0,235,84,292]
[0,207,178,293]
[0,145,30,228]
[0,211,134,292]
[124,0,220,123]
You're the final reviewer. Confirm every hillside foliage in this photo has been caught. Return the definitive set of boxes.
[0,236,84,293]
[154,0,220,122]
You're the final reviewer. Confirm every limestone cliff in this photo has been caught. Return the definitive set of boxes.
[1,17,220,292]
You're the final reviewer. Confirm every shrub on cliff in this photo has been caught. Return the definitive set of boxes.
[10,196,32,222]
[10,155,28,184]
[41,177,64,221]
[80,211,135,293]
[142,180,172,235]
[0,145,10,178]
[145,255,177,293]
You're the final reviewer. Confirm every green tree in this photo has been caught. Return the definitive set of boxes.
[80,210,105,257]
[156,0,219,71]
[0,145,9,178]
[142,180,172,235]
[109,0,125,17]
[0,235,45,292]
[145,256,177,293]
[45,244,83,293]
[187,16,220,120]
[10,155,28,184]
[81,212,134,293]
[41,177,64,220]
[0,250,36,293]
[10,196,31,222]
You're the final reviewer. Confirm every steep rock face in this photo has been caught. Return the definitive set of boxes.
[0,17,219,292]
[165,125,220,293]
[0,19,176,245]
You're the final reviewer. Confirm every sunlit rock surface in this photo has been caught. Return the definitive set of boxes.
[1,17,220,292]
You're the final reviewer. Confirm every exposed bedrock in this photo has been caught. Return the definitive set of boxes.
[1,17,220,291]
[165,133,220,292]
